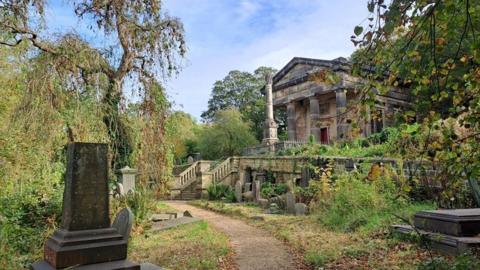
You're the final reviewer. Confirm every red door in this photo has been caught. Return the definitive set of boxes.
[320,128,329,144]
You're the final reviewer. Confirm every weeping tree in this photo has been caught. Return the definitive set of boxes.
[0,1,186,174]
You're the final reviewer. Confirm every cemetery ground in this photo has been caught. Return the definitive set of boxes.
[188,200,440,269]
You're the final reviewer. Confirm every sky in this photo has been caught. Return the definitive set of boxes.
[44,0,370,120]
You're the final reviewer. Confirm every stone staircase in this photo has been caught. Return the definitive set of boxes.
[171,158,236,200]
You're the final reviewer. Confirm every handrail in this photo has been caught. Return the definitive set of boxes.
[209,157,233,183]
[173,161,199,189]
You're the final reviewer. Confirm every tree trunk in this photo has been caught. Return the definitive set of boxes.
[103,80,132,172]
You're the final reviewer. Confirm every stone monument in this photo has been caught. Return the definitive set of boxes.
[31,143,140,270]
[117,166,137,194]
[262,73,279,150]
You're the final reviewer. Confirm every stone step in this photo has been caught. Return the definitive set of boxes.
[414,209,480,237]
[393,224,480,255]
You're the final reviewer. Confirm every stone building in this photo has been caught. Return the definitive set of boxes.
[264,57,411,144]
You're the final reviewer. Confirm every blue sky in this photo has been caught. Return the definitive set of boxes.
[44,1,370,120]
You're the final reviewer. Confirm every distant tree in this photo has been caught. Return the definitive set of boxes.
[167,111,200,161]
[198,109,257,160]
[202,67,286,140]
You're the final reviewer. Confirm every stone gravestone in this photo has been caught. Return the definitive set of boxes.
[294,203,307,216]
[285,191,296,214]
[235,181,243,203]
[253,180,261,202]
[112,208,134,241]
[187,156,194,164]
[117,166,137,194]
[32,143,140,270]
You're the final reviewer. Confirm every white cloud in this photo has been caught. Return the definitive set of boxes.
[163,0,370,118]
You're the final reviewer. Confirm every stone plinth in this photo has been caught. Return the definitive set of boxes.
[117,166,138,194]
[414,209,480,237]
[33,143,140,270]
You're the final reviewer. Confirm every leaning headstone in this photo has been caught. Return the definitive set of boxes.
[117,166,137,194]
[31,143,141,270]
[294,203,308,216]
[235,181,243,202]
[112,208,134,241]
[183,210,193,217]
[286,191,296,214]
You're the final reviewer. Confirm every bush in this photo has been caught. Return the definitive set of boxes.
[111,187,157,225]
[313,172,434,233]
[260,182,289,198]
[207,183,236,202]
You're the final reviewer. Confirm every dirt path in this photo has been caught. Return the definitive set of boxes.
[165,201,298,270]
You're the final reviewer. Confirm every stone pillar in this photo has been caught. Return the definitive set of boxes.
[335,89,348,140]
[262,73,279,148]
[309,96,321,142]
[287,102,296,141]
[117,166,137,194]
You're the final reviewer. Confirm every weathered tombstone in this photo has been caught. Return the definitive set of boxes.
[286,191,296,214]
[187,156,194,164]
[112,208,134,241]
[244,182,252,192]
[235,181,243,203]
[257,198,269,209]
[294,203,307,216]
[253,180,261,202]
[243,191,254,202]
[32,143,140,270]
[117,166,137,194]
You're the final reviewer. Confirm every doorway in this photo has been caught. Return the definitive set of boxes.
[320,127,329,144]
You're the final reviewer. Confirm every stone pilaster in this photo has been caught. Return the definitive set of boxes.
[335,89,349,140]
[287,102,296,141]
[262,73,279,148]
[309,96,321,142]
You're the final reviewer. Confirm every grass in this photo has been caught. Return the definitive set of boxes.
[191,200,437,269]
[129,220,233,270]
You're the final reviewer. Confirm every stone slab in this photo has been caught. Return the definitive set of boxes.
[151,216,201,232]
[392,224,480,255]
[31,259,140,270]
[285,192,295,214]
[140,263,164,270]
[414,209,480,237]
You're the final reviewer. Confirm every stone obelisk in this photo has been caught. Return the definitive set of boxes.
[262,73,279,151]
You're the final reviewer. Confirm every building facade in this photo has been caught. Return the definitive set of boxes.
[267,57,411,144]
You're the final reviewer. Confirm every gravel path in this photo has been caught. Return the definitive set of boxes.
[165,201,298,270]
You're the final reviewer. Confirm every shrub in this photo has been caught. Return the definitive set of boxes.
[261,182,289,198]
[206,183,235,202]
[111,187,157,225]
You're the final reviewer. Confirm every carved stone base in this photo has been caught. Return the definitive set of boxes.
[31,259,141,270]
[43,228,128,269]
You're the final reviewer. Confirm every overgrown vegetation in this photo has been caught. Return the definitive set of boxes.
[206,183,236,202]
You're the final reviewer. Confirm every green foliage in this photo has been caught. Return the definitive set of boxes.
[111,188,157,225]
[313,172,435,234]
[201,67,286,140]
[260,182,289,198]
[206,183,236,202]
[198,109,257,159]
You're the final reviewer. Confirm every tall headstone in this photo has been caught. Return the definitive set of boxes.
[235,181,243,203]
[253,180,261,202]
[286,191,296,214]
[262,73,279,149]
[32,143,140,270]
[117,166,137,194]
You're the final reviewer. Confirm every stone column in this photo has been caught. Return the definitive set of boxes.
[262,73,279,148]
[335,89,348,140]
[287,102,296,141]
[309,96,321,142]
